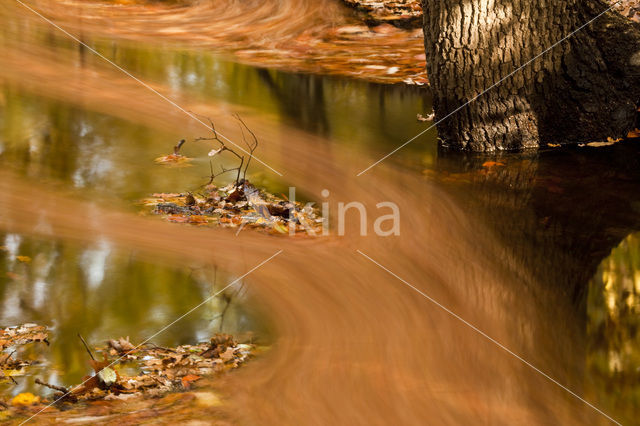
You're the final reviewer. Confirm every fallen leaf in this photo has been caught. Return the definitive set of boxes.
[586,141,617,147]
[154,154,192,167]
[272,223,288,234]
[97,367,117,386]
[181,374,201,389]
[627,128,640,138]
[16,256,31,263]
[547,143,561,147]
[108,337,136,353]
[417,113,435,122]
[482,161,505,168]
[189,215,208,224]
[167,215,190,223]
[11,392,40,406]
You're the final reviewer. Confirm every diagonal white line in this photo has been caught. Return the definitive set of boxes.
[356,249,621,425]
[20,249,283,425]
[13,0,283,177]
[357,1,622,176]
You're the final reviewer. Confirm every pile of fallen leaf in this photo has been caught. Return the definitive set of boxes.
[143,181,324,236]
[342,0,422,28]
[0,324,49,385]
[45,334,253,404]
[613,0,640,23]
[0,329,255,419]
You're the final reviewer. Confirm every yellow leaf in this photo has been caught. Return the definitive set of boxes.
[586,141,616,147]
[272,223,288,234]
[11,392,40,406]
[16,256,31,263]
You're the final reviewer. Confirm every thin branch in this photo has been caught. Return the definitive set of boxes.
[234,114,258,180]
[35,378,70,394]
[0,350,16,366]
[190,113,257,186]
[77,333,96,361]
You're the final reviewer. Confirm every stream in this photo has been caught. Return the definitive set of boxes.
[0,1,639,424]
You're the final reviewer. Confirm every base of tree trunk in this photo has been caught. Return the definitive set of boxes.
[422,0,640,151]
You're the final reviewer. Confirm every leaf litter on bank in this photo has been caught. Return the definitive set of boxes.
[0,324,48,385]
[0,335,255,420]
[41,333,255,405]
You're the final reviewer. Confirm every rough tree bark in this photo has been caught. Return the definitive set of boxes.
[421,0,640,151]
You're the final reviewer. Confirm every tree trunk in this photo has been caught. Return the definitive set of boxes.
[421,0,640,151]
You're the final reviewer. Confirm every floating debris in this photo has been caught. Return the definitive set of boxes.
[143,181,323,236]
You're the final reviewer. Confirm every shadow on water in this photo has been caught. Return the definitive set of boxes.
[433,143,640,421]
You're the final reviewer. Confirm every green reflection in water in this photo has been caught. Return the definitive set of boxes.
[0,86,218,203]
[0,232,264,398]
[587,232,640,422]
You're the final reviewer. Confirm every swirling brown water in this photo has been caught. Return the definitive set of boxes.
[7,0,427,84]
[0,1,636,425]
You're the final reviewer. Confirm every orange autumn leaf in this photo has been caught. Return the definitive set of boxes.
[154,154,192,167]
[189,215,208,224]
[167,215,190,223]
[482,161,505,168]
[16,255,31,263]
[627,128,640,138]
[181,374,201,389]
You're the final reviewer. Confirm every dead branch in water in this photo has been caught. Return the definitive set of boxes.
[234,113,259,181]
[188,112,258,187]
[35,378,70,394]
[77,333,96,361]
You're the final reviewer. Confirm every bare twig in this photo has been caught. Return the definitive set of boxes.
[218,279,247,332]
[234,114,258,180]
[218,293,232,332]
[189,112,258,187]
[0,350,16,366]
[77,334,96,361]
[35,378,70,394]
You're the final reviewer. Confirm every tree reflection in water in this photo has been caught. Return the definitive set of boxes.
[0,232,263,397]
